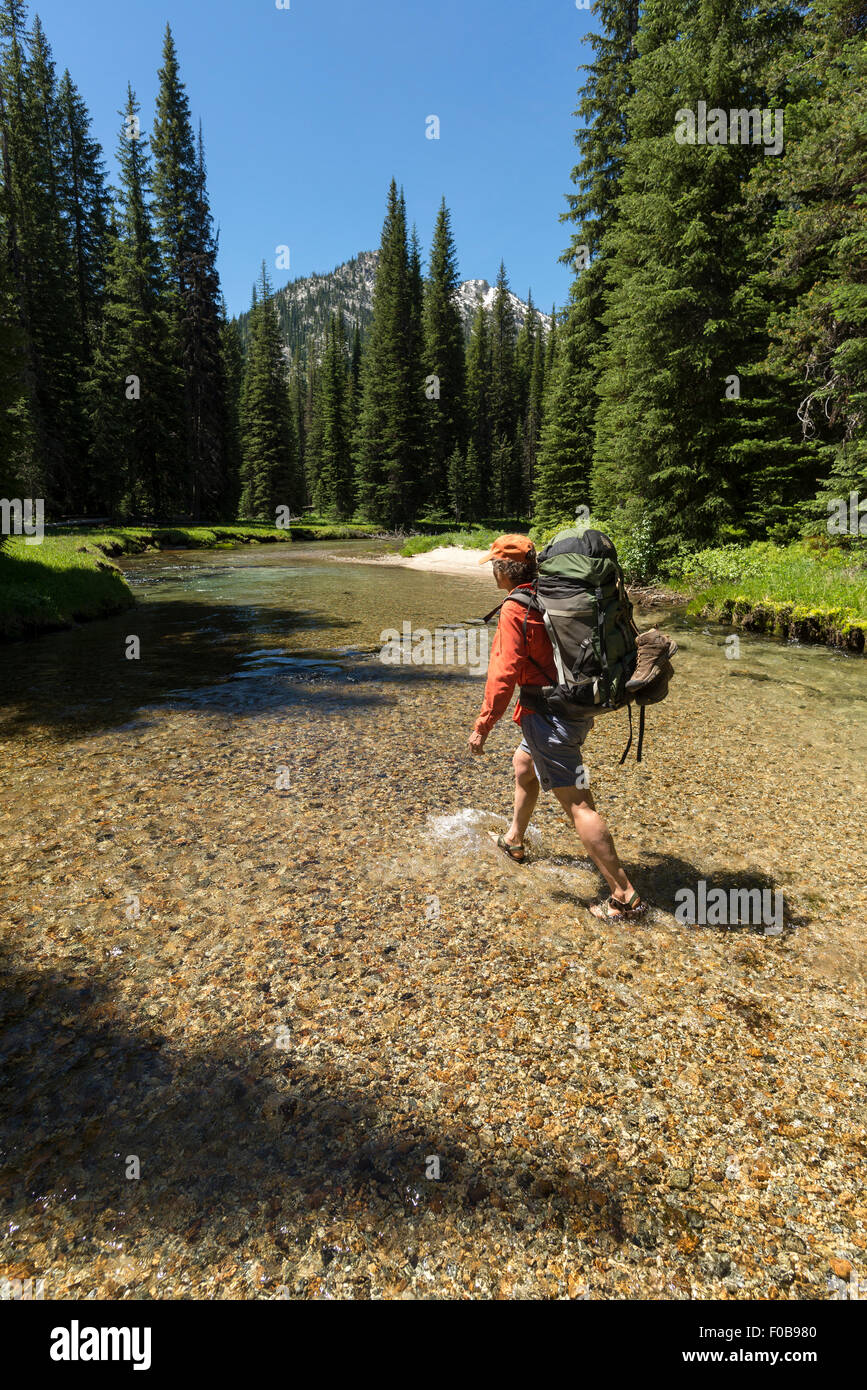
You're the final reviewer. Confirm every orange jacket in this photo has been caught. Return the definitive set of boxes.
[474,584,557,737]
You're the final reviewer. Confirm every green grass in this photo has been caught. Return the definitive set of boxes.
[78,521,380,555]
[0,534,135,640]
[670,540,867,649]
[398,526,502,557]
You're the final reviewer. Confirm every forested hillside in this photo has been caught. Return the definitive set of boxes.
[1,0,864,552]
[235,250,548,365]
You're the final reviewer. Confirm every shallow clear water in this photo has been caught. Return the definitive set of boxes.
[2,538,864,739]
[1,539,865,1300]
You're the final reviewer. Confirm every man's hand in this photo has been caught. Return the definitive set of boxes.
[468,730,486,756]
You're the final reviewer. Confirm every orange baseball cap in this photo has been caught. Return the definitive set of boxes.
[478,533,536,565]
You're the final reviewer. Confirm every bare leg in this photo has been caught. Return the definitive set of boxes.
[505,747,539,847]
[553,785,637,903]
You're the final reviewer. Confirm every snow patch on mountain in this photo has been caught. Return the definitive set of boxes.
[269,250,552,363]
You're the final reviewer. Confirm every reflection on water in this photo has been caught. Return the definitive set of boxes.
[0,543,501,737]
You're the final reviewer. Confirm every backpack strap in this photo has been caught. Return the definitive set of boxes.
[595,585,610,700]
[540,608,571,686]
[619,704,633,765]
[521,584,572,686]
[619,703,647,765]
[483,588,536,624]
[520,599,558,682]
[487,587,564,684]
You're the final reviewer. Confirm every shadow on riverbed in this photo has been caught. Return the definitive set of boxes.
[0,595,485,740]
[547,850,808,931]
[0,942,635,1287]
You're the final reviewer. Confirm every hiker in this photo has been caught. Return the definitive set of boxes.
[468,533,647,922]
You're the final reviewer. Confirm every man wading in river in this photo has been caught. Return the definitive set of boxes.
[468,534,647,923]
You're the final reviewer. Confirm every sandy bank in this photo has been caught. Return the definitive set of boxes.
[379,545,491,576]
[326,544,493,577]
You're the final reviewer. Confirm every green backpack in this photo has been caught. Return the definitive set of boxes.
[494,527,645,761]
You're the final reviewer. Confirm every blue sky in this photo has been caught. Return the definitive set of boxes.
[33,0,594,317]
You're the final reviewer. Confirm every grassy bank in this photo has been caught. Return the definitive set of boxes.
[0,521,381,641]
[74,521,381,556]
[399,526,502,557]
[5,521,865,652]
[670,541,867,652]
[0,534,135,640]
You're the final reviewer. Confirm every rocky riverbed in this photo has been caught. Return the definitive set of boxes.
[1,542,865,1300]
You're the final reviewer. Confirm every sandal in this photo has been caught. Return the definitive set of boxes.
[488,831,527,864]
[590,890,647,922]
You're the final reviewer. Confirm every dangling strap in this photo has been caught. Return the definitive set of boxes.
[619,704,633,765]
[636,705,646,763]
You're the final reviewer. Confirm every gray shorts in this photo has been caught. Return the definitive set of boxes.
[518,709,594,791]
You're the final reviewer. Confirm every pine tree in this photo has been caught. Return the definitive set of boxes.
[180,126,233,518]
[56,69,111,369]
[422,197,466,511]
[488,261,519,515]
[219,301,243,519]
[302,348,318,498]
[87,89,178,518]
[151,25,231,518]
[591,0,797,555]
[545,304,558,375]
[353,180,426,526]
[406,217,429,509]
[0,4,28,500]
[288,361,307,505]
[520,313,545,508]
[514,291,537,421]
[238,263,300,521]
[535,299,593,525]
[534,0,639,528]
[0,1,82,505]
[310,312,353,518]
[151,24,196,298]
[346,319,362,438]
[463,440,483,523]
[0,227,28,500]
[756,0,866,530]
[447,444,479,524]
[465,300,491,515]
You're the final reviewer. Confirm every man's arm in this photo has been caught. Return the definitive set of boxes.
[469,601,524,749]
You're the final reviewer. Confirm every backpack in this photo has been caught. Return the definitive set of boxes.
[485,528,669,762]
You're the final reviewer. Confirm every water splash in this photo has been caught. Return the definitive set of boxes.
[425,807,542,852]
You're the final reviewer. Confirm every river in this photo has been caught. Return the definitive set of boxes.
[1,539,865,1299]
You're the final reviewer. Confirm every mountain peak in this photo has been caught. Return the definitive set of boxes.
[239,251,551,363]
